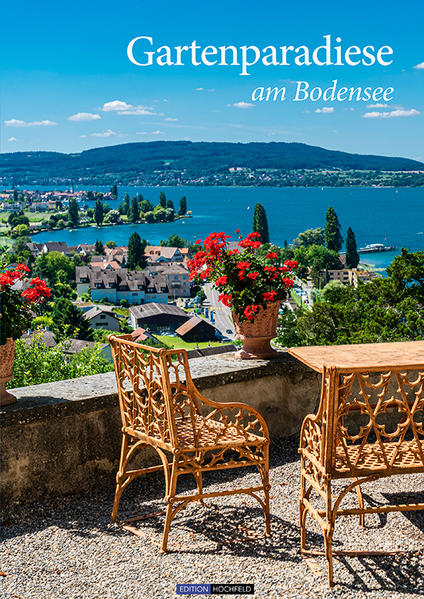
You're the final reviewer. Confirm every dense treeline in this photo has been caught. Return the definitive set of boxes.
[2,141,423,185]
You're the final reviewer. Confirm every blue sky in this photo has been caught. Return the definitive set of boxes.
[1,0,423,160]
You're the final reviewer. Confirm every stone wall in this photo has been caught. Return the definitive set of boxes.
[1,352,320,509]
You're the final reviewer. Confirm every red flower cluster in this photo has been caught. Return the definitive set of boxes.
[218,293,232,307]
[0,265,51,304]
[22,277,51,302]
[238,232,261,250]
[243,304,259,320]
[284,259,298,270]
[187,230,297,323]
[215,276,228,286]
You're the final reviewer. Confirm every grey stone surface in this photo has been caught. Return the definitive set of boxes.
[1,351,320,508]
[1,439,423,599]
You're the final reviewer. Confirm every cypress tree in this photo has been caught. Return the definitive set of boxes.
[68,198,79,227]
[94,240,105,255]
[129,197,139,223]
[166,199,174,210]
[253,203,270,243]
[325,206,343,252]
[178,196,187,216]
[110,184,118,200]
[94,198,104,226]
[345,227,360,268]
[159,191,167,208]
[127,232,147,269]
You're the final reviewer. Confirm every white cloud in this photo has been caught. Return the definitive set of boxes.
[315,107,334,114]
[367,103,391,109]
[363,108,420,119]
[80,135,87,138]
[413,62,424,70]
[101,100,133,112]
[8,137,17,142]
[233,101,254,109]
[68,112,101,121]
[194,87,204,91]
[90,129,123,137]
[164,117,178,122]
[118,107,155,115]
[136,130,163,135]
[101,100,155,116]
[4,118,57,127]
[207,88,216,92]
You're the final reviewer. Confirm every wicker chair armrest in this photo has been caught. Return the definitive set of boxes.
[193,388,270,441]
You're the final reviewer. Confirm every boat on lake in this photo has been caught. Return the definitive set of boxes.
[358,243,396,254]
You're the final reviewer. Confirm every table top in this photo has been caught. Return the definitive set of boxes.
[288,341,424,372]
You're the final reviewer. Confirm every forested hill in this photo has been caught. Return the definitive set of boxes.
[2,141,423,186]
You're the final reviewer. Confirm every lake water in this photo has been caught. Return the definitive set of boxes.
[31,186,424,269]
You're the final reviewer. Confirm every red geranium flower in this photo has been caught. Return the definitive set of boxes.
[266,252,278,260]
[264,290,277,301]
[247,272,259,280]
[215,276,228,286]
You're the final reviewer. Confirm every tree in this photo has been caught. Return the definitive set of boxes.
[94,198,104,226]
[159,191,167,208]
[34,251,75,285]
[127,232,147,269]
[140,199,153,213]
[12,224,30,238]
[95,240,105,255]
[345,227,360,269]
[105,210,120,224]
[144,211,155,223]
[253,203,270,243]
[325,206,343,252]
[128,196,139,222]
[51,297,94,340]
[178,196,187,216]
[110,184,118,200]
[166,199,174,210]
[119,193,130,216]
[160,234,188,248]
[68,198,79,227]
[105,240,117,248]
[276,250,424,347]
[293,227,325,248]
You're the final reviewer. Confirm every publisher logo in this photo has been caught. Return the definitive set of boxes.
[176,583,254,595]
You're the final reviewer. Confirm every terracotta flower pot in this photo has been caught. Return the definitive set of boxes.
[232,302,280,360]
[0,337,17,406]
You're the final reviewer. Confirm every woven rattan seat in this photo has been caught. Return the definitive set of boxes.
[109,335,271,551]
[175,415,266,449]
[289,342,424,588]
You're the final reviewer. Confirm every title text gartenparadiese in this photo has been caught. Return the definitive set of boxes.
[127,35,393,77]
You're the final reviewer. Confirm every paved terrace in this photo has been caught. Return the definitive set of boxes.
[1,352,424,598]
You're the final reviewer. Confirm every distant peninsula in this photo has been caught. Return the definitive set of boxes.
[1,141,423,187]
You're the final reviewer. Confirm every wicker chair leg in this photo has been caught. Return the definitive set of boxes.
[111,433,129,523]
[324,481,335,588]
[257,460,271,536]
[324,528,334,588]
[354,480,365,527]
[161,460,179,552]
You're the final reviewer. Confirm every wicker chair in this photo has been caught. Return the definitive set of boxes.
[109,334,271,550]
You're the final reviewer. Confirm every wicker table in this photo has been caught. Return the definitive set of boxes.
[288,341,424,587]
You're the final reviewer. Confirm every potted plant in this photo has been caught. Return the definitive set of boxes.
[0,264,51,405]
[188,231,297,359]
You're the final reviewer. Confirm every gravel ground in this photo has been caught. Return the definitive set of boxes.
[1,438,424,599]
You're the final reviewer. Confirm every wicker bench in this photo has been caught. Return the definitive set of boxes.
[289,341,424,587]
[109,335,271,551]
